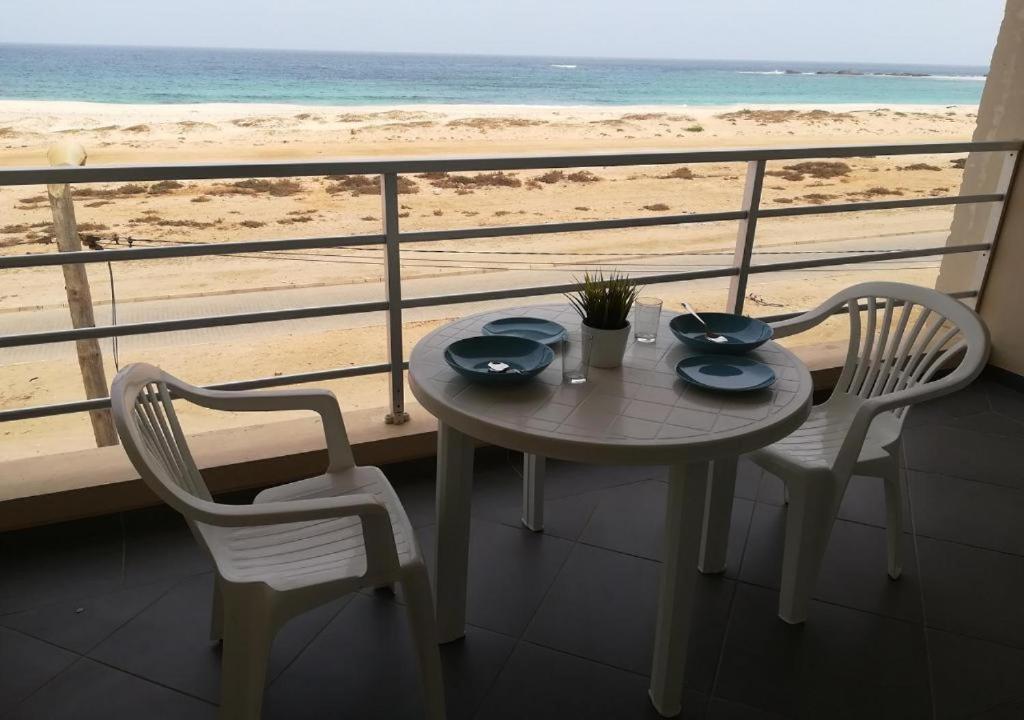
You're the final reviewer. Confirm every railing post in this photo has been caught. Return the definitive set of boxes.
[46,142,119,447]
[971,149,1019,307]
[726,159,766,315]
[381,172,409,425]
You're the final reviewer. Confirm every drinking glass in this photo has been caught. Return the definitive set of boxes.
[633,297,663,343]
[561,335,591,384]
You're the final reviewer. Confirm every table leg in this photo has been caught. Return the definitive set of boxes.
[521,453,545,532]
[698,456,738,574]
[649,460,710,717]
[433,421,475,643]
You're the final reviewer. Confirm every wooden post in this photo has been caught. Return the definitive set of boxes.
[46,142,118,447]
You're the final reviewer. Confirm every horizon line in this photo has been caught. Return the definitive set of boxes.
[0,40,991,70]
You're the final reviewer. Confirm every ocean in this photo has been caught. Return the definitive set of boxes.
[0,43,987,107]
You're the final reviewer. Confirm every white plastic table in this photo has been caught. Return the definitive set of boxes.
[409,304,812,717]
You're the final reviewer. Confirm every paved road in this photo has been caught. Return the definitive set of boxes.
[0,230,949,365]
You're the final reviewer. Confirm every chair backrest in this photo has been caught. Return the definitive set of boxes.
[111,363,212,517]
[825,282,990,424]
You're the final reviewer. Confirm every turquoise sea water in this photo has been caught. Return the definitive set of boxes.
[0,44,987,106]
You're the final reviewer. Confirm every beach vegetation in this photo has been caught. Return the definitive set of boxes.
[898,163,942,171]
[660,167,696,180]
[643,203,671,211]
[239,220,265,228]
[684,124,704,132]
[950,158,967,169]
[565,170,600,183]
[212,178,304,197]
[428,171,522,189]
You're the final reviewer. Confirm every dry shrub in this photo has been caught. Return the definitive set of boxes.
[277,216,313,224]
[765,170,805,182]
[575,206,590,211]
[859,187,905,197]
[494,210,511,216]
[565,170,600,183]
[716,109,853,124]
[149,180,184,194]
[0,224,28,234]
[76,222,109,231]
[123,124,150,133]
[74,183,148,199]
[239,220,265,228]
[774,198,794,204]
[446,117,546,130]
[898,163,942,171]
[360,215,377,221]
[415,171,448,180]
[325,175,418,195]
[536,170,564,184]
[214,179,303,197]
[429,172,522,189]
[801,193,837,205]
[643,203,671,211]
[191,195,212,203]
[782,161,851,179]
[85,200,112,208]
[684,125,704,133]
[433,209,444,216]
[18,195,47,204]
[950,158,967,169]
[660,167,696,180]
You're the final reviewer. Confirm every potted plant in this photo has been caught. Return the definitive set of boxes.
[566,270,640,369]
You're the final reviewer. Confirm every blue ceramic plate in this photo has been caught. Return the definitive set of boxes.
[675,355,776,393]
[482,317,568,346]
[669,313,773,355]
[444,335,554,385]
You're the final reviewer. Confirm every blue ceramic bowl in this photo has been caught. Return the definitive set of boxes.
[675,355,776,393]
[444,335,554,386]
[482,317,567,346]
[669,313,773,355]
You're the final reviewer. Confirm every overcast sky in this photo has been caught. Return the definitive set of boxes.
[0,0,1005,66]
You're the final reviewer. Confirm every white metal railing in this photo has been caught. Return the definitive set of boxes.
[0,140,1019,433]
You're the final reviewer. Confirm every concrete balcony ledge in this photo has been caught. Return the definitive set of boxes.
[0,342,848,532]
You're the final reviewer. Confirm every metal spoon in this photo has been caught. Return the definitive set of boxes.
[487,361,523,374]
[680,302,728,343]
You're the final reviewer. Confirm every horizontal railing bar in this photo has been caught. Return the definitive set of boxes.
[0,300,388,349]
[747,243,990,274]
[753,290,979,324]
[401,267,739,309]
[759,194,1003,219]
[399,211,748,243]
[0,234,384,270]
[1,141,1017,186]
[0,362,394,422]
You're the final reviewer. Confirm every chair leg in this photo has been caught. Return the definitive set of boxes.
[402,564,447,720]
[210,575,224,643]
[521,453,545,532]
[778,478,836,624]
[882,458,904,580]
[219,592,276,720]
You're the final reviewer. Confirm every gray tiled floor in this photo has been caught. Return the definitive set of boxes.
[2,377,1024,719]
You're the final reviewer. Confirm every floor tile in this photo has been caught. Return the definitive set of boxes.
[705,697,790,719]
[525,542,733,693]
[928,628,1024,720]
[579,481,754,579]
[266,594,515,720]
[120,506,213,586]
[6,658,216,720]
[983,381,1024,423]
[917,537,1024,648]
[0,579,175,654]
[739,504,921,621]
[89,573,347,702]
[0,627,77,710]
[837,474,908,529]
[417,519,574,637]
[902,424,1024,490]
[476,641,703,719]
[910,471,1024,555]
[0,515,124,614]
[714,585,930,719]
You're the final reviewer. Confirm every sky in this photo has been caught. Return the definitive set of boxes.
[0,0,1006,67]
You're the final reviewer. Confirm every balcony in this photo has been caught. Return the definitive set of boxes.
[2,132,1024,720]
[1,377,1023,718]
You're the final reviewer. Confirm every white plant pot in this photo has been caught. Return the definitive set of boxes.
[581,321,630,369]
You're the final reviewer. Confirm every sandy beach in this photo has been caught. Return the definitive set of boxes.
[0,100,979,459]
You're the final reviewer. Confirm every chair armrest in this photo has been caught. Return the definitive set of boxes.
[769,300,843,340]
[194,493,400,577]
[174,386,354,471]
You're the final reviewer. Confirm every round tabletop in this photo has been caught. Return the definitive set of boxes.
[408,304,813,465]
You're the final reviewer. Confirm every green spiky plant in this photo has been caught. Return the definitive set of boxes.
[566,270,641,330]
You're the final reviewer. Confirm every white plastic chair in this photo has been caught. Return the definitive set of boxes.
[701,282,990,624]
[110,363,446,720]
